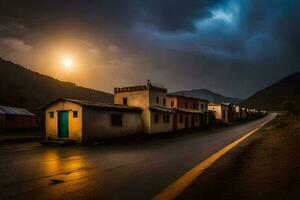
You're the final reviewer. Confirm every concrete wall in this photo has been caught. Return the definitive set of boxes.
[149,90,168,107]
[149,110,173,134]
[208,104,229,123]
[115,89,172,134]
[166,96,178,108]
[45,100,83,142]
[82,108,141,141]
[199,100,208,112]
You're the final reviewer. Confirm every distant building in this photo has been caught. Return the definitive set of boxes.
[0,105,35,129]
[223,103,237,122]
[167,94,204,130]
[43,98,142,143]
[208,103,229,123]
[114,82,174,134]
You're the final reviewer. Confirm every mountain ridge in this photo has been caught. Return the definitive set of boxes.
[0,57,113,113]
[169,89,242,104]
[240,72,300,110]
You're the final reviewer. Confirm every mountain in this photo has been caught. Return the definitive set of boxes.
[0,57,113,113]
[240,72,300,111]
[169,89,242,104]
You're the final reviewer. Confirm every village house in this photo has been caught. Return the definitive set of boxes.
[235,105,242,120]
[43,98,142,143]
[0,105,35,129]
[198,98,212,125]
[114,82,174,134]
[166,95,202,130]
[208,103,229,123]
[224,103,237,122]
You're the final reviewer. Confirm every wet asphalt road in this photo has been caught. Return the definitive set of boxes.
[0,114,275,200]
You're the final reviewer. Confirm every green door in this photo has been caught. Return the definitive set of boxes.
[58,111,69,138]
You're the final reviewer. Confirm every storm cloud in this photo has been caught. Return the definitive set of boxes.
[0,0,299,98]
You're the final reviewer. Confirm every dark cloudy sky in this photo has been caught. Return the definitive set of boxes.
[0,0,299,98]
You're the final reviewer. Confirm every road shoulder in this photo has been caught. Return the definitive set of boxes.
[177,114,300,200]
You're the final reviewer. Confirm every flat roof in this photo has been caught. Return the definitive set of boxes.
[41,98,142,112]
[114,84,167,93]
[0,105,34,116]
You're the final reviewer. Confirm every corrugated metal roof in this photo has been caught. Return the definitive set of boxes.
[41,98,142,112]
[0,105,35,116]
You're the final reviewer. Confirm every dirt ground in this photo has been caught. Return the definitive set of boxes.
[178,114,300,200]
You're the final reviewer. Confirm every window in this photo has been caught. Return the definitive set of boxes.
[155,114,159,123]
[163,98,166,106]
[6,115,15,120]
[201,104,204,110]
[123,98,128,105]
[166,114,170,123]
[195,116,198,122]
[162,114,170,123]
[73,111,78,118]
[185,102,188,108]
[193,103,196,109]
[49,111,54,118]
[179,115,183,123]
[111,114,122,126]
[171,101,174,107]
[156,97,159,104]
[222,110,226,120]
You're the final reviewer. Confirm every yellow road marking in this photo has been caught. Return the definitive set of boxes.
[152,120,271,200]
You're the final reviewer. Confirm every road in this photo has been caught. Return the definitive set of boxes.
[0,114,275,200]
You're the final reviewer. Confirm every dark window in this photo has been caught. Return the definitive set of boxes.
[195,116,198,122]
[222,110,226,120]
[73,111,78,118]
[155,114,159,123]
[185,102,188,108]
[156,97,159,104]
[111,114,122,126]
[179,115,183,123]
[193,103,196,109]
[163,115,166,123]
[201,104,204,110]
[166,114,170,123]
[171,101,174,107]
[6,115,15,120]
[49,111,54,118]
[123,98,128,105]
[163,98,166,106]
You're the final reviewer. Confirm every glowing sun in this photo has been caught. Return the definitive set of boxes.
[61,57,74,69]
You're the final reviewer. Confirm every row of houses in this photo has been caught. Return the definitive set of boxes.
[42,81,266,144]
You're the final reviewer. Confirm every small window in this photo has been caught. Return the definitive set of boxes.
[73,111,78,118]
[185,102,188,108]
[156,97,159,104]
[193,103,196,109]
[166,114,170,123]
[201,104,204,110]
[6,115,15,120]
[179,115,183,123]
[49,111,54,118]
[111,114,122,126]
[123,98,128,105]
[163,115,166,123]
[163,98,166,106]
[155,114,159,123]
[171,101,174,107]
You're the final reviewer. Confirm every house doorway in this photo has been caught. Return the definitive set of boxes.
[58,111,69,138]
